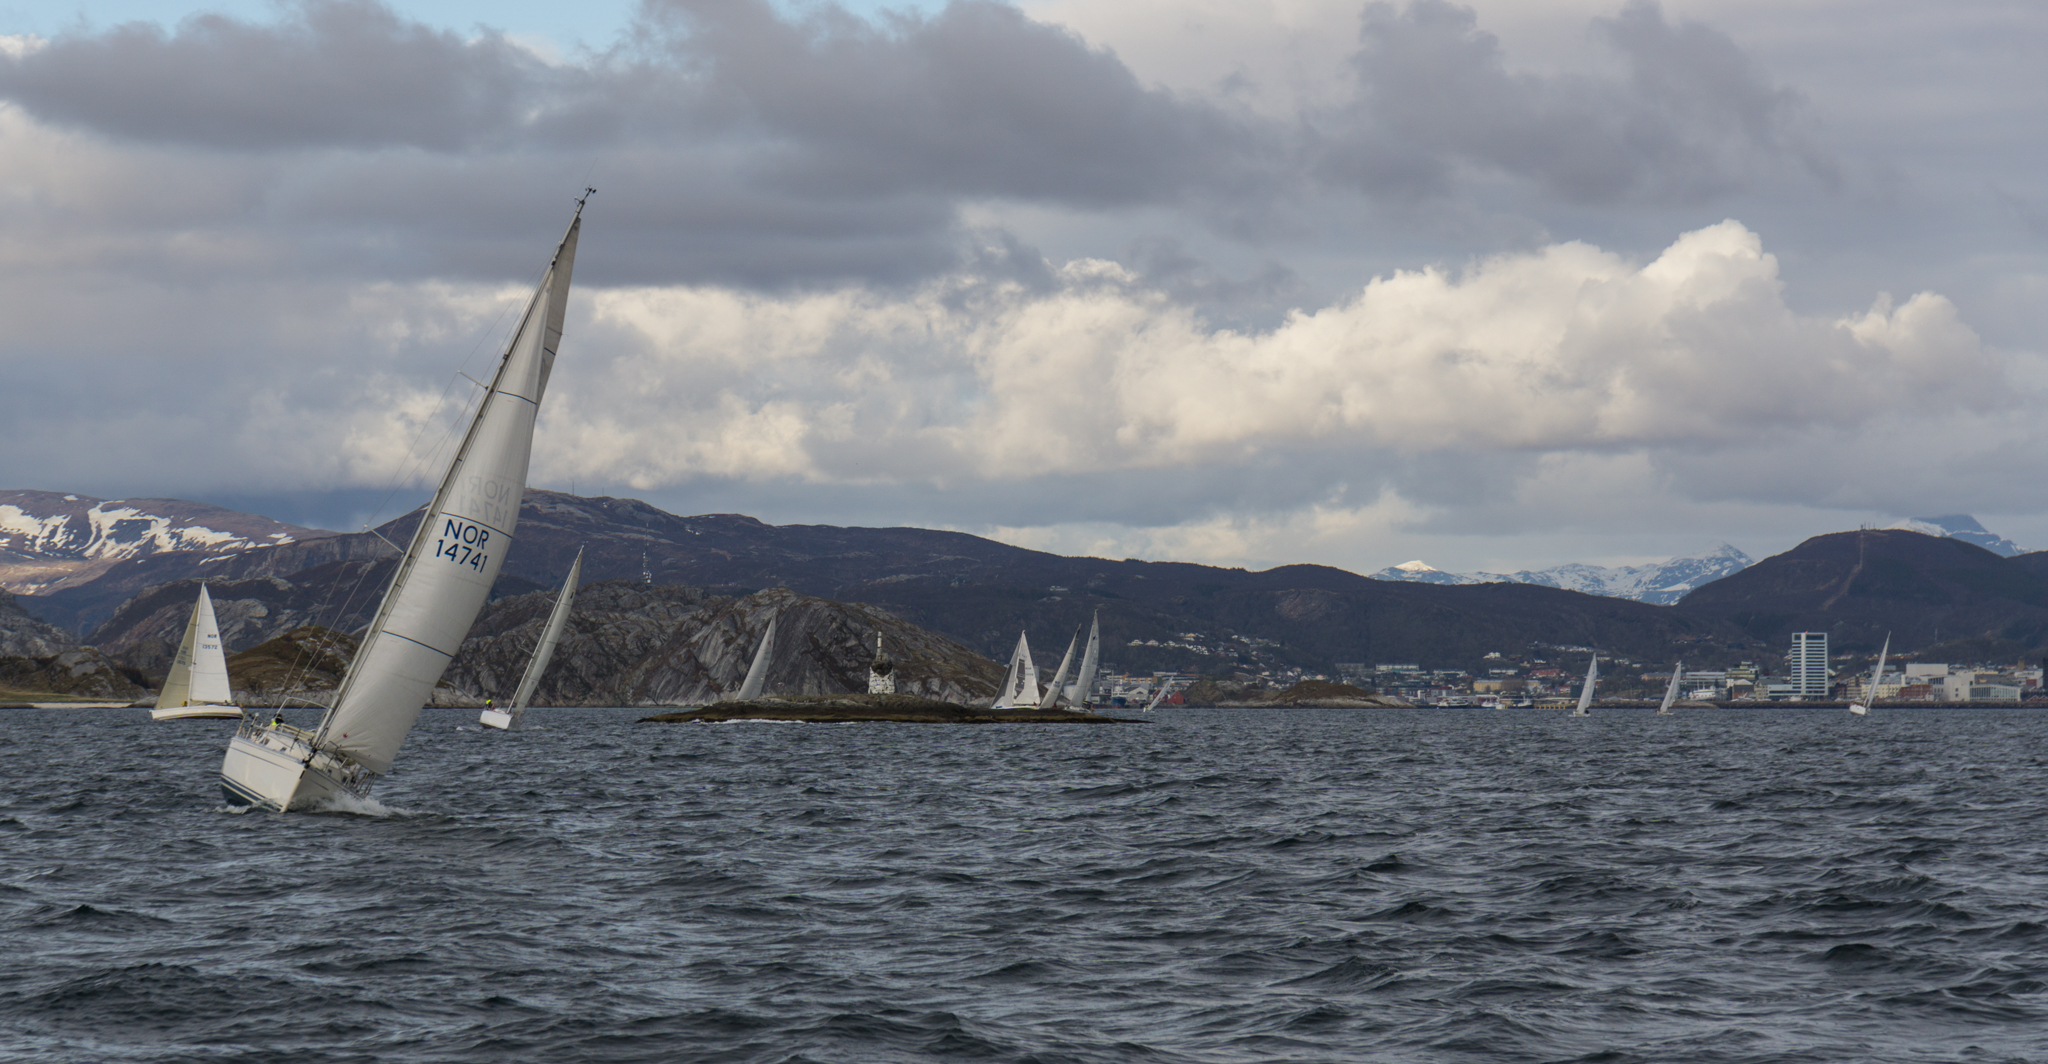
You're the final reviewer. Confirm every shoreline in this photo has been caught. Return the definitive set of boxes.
[640,692,1146,724]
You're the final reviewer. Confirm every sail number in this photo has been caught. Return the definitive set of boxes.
[436,519,491,571]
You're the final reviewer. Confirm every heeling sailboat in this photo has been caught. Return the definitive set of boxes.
[151,584,241,721]
[1063,611,1101,708]
[220,196,589,810]
[733,614,778,701]
[1656,661,1682,715]
[1037,626,1081,709]
[1569,653,1598,717]
[991,631,1039,709]
[482,547,583,730]
[1141,678,1174,713]
[1849,633,1889,717]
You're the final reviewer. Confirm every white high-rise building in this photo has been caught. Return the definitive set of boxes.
[1788,632,1829,699]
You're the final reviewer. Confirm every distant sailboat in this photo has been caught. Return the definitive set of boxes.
[219,194,589,810]
[1038,627,1081,710]
[1656,661,1682,715]
[732,614,778,702]
[1570,653,1598,717]
[1849,634,1889,717]
[1063,611,1101,708]
[482,547,582,730]
[1142,679,1174,712]
[991,631,1040,709]
[150,584,241,721]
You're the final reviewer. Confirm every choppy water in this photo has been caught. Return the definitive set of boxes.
[6,706,2048,1063]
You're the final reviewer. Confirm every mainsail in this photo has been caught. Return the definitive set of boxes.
[484,547,582,730]
[1656,660,1682,715]
[1038,627,1080,710]
[993,632,1039,709]
[735,615,778,700]
[1570,653,1598,717]
[1064,611,1100,707]
[220,196,587,808]
[1850,634,1889,716]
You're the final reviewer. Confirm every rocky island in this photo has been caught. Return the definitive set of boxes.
[640,692,1141,724]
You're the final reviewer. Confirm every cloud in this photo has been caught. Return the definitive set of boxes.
[1319,0,1832,203]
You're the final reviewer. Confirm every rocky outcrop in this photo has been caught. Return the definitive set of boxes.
[443,584,1002,707]
[0,647,146,700]
[0,588,77,657]
[224,625,358,707]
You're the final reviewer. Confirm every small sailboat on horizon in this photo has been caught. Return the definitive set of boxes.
[482,547,582,730]
[1062,610,1101,708]
[150,584,241,721]
[1569,652,1598,717]
[991,631,1040,709]
[1656,661,1682,715]
[1849,634,1889,717]
[1037,626,1081,709]
[731,613,778,701]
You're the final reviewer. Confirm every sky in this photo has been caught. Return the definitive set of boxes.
[2,0,2045,576]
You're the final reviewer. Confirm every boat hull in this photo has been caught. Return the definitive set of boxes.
[220,723,369,811]
[479,709,514,730]
[152,704,244,721]
[1848,703,1869,716]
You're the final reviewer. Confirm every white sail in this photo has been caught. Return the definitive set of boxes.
[1571,653,1597,716]
[1065,611,1100,706]
[735,614,778,701]
[1038,628,1080,710]
[1850,633,1888,716]
[153,585,237,719]
[1656,660,1682,715]
[994,631,1039,709]
[317,217,580,773]
[1142,679,1172,712]
[483,547,582,730]
[222,198,586,808]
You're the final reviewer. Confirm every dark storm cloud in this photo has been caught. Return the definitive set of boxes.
[1320,0,1830,204]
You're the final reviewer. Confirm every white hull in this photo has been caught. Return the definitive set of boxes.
[479,709,514,730]
[152,704,243,721]
[1848,703,1869,716]
[219,721,370,811]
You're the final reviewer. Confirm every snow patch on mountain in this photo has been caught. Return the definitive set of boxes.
[1885,514,2021,557]
[0,490,326,595]
[1372,544,1754,604]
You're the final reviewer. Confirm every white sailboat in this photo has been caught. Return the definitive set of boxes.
[482,547,582,730]
[733,614,778,701]
[1848,633,1888,717]
[220,195,588,810]
[1063,610,1101,708]
[1141,679,1174,712]
[1037,627,1081,710]
[150,584,241,721]
[1655,660,1682,715]
[991,631,1039,709]
[1570,653,1598,717]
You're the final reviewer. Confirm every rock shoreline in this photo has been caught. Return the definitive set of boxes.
[639,692,1143,724]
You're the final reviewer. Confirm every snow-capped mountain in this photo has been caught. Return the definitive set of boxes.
[1371,544,1755,605]
[0,490,329,595]
[1885,515,2022,557]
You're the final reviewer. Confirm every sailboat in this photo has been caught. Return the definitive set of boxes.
[1655,661,1682,715]
[732,614,778,701]
[1569,653,1597,717]
[1848,634,1889,716]
[150,584,241,721]
[1037,626,1081,709]
[990,631,1040,709]
[481,547,582,730]
[219,194,588,810]
[1063,611,1101,708]
[1141,679,1174,712]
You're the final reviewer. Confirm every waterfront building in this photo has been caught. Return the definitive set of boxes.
[1788,632,1829,699]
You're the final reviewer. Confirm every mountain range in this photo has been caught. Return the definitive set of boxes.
[5,489,2048,695]
[1370,544,1757,605]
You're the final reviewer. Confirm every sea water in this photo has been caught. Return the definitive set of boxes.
[5,706,2048,1062]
